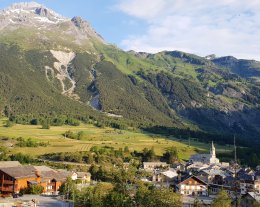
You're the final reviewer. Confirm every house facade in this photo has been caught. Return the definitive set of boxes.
[0,166,38,194]
[178,176,208,196]
[0,165,67,195]
[70,172,91,183]
[237,168,260,195]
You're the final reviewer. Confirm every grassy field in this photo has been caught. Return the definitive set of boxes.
[0,119,233,160]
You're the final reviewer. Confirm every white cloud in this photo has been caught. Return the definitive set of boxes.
[116,0,260,60]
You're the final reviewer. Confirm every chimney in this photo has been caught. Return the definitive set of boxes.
[35,170,41,177]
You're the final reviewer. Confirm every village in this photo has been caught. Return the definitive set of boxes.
[0,142,259,206]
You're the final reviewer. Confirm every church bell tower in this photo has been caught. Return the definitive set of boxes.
[211,141,216,158]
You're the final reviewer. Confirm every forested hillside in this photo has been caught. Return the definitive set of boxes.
[0,2,260,141]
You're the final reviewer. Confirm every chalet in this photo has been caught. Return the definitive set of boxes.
[68,171,91,183]
[237,168,258,195]
[77,172,91,183]
[197,169,236,197]
[178,175,208,196]
[0,165,67,195]
[0,166,38,194]
[159,169,178,183]
[34,166,67,195]
[197,169,230,184]
[208,183,235,197]
[143,162,169,171]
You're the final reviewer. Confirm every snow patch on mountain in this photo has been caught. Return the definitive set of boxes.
[0,1,68,28]
[34,16,55,24]
[0,2,105,44]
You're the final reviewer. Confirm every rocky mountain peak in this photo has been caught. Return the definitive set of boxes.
[35,7,49,17]
[71,16,86,29]
[0,1,68,26]
[0,2,105,45]
[71,16,104,42]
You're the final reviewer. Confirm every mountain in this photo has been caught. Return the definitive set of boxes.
[0,2,259,139]
[212,56,260,83]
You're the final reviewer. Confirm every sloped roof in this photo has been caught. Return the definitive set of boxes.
[34,165,56,172]
[179,175,208,185]
[161,170,178,179]
[36,169,68,182]
[202,169,229,177]
[77,172,91,178]
[0,161,21,168]
[187,162,209,170]
[237,168,255,181]
[0,165,36,179]
[248,192,260,202]
[33,165,70,182]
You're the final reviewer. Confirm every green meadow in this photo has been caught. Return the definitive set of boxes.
[0,119,232,160]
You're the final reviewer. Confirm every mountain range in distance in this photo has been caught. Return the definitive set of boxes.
[0,2,260,140]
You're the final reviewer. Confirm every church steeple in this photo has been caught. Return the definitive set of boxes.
[211,141,216,158]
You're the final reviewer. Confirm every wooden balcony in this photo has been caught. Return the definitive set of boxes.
[0,186,14,192]
[0,180,14,185]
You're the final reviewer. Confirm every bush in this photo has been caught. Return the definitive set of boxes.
[41,119,50,129]
[10,153,34,164]
[66,118,80,126]
[16,137,49,148]
[5,120,15,127]
[27,185,44,195]
[63,130,85,140]
[30,119,39,125]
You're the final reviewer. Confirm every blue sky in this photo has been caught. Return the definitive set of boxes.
[1,0,260,60]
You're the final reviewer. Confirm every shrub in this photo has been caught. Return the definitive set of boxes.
[41,119,50,129]
[4,120,15,127]
[28,185,44,195]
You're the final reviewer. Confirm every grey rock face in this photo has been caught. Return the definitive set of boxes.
[35,7,49,17]
[0,1,68,28]
[71,16,85,29]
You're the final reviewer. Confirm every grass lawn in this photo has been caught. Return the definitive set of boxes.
[0,119,232,160]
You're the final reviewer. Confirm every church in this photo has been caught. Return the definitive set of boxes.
[189,142,220,165]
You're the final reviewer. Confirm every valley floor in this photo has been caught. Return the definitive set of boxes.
[0,119,232,160]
